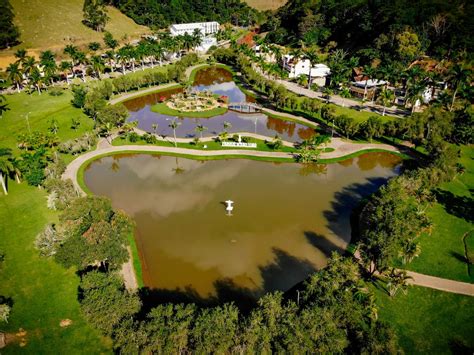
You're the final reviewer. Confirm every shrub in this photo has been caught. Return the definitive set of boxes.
[142,133,157,144]
[35,224,63,257]
[128,131,140,142]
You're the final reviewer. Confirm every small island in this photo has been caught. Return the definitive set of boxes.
[151,89,228,118]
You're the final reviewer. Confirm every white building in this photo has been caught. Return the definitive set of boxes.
[282,55,331,86]
[169,22,220,37]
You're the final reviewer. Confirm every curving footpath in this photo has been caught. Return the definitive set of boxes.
[406,271,474,296]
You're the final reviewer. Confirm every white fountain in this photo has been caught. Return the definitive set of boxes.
[225,200,234,216]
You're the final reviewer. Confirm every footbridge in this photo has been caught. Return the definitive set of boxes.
[228,102,263,113]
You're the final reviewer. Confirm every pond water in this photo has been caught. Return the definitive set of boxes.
[123,67,316,142]
[84,152,401,303]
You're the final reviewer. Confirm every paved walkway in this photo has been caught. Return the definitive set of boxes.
[406,271,474,296]
[276,79,409,118]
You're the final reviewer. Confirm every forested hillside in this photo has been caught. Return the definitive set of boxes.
[265,0,474,59]
[110,0,259,28]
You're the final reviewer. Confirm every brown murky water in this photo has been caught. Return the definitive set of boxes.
[84,152,401,301]
[123,67,316,142]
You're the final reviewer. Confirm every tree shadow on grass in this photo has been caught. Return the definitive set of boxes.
[435,189,474,223]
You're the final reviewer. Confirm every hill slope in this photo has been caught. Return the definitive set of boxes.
[0,0,149,68]
[244,0,287,10]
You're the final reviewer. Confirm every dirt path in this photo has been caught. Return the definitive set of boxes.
[121,246,138,291]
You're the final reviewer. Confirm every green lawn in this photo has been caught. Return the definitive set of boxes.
[1,90,94,154]
[403,145,474,283]
[112,135,298,153]
[375,284,474,353]
[0,182,111,353]
[151,102,228,118]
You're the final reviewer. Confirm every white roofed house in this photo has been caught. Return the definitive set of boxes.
[169,22,220,37]
[282,54,331,86]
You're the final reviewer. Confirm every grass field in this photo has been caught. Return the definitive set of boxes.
[374,284,474,353]
[401,145,474,283]
[0,0,149,68]
[0,89,94,154]
[0,182,112,353]
[244,0,287,10]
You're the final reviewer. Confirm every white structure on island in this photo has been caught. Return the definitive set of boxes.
[225,200,234,216]
[282,54,331,86]
[169,22,220,37]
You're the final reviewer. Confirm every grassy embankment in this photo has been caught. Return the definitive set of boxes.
[399,145,474,283]
[0,182,112,353]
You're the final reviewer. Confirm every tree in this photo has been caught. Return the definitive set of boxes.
[447,64,472,112]
[103,32,118,50]
[88,41,101,52]
[59,61,73,85]
[323,87,333,103]
[64,44,78,67]
[83,0,109,32]
[35,224,63,256]
[303,48,319,89]
[386,269,412,297]
[379,88,395,116]
[0,148,15,194]
[396,29,422,63]
[6,62,22,93]
[0,0,20,49]
[363,116,384,142]
[90,55,105,79]
[39,50,57,85]
[80,271,141,335]
[339,86,351,107]
[169,120,181,147]
[195,124,207,139]
[14,48,27,65]
[0,304,11,323]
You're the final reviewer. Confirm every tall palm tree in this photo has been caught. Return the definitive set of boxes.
[379,88,395,116]
[59,61,73,84]
[14,49,28,66]
[0,149,15,195]
[447,64,472,112]
[22,56,37,80]
[39,50,57,85]
[29,67,43,94]
[303,48,320,89]
[64,44,78,65]
[362,65,376,100]
[195,124,208,139]
[339,86,351,107]
[6,63,22,93]
[406,79,426,113]
[169,119,181,147]
[90,55,105,79]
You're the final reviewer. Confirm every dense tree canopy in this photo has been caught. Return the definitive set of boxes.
[266,0,474,60]
[109,0,258,28]
[0,0,19,49]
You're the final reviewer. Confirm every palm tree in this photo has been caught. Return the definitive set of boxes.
[64,44,78,66]
[303,48,319,89]
[22,56,37,81]
[0,149,15,195]
[14,49,28,65]
[447,64,472,112]
[169,119,181,147]
[379,88,395,116]
[399,239,421,264]
[29,67,43,94]
[39,50,57,85]
[6,63,22,93]
[339,86,351,107]
[151,123,158,135]
[323,87,333,103]
[386,269,412,297]
[90,55,105,79]
[406,79,426,113]
[362,65,376,100]
[223,121,231,133]
[59,61,73,84]
[195,124,208,139]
